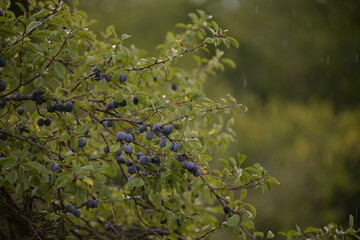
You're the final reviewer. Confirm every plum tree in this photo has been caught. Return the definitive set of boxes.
[0,1,357,240]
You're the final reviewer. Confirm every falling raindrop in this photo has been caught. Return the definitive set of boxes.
[242,76,247,88]
[221,0,240,10]
[355,53,358,63]
[282,39,288,50]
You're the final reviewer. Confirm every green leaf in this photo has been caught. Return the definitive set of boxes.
[204,37,214,44]
[76,31,95,41]
[221,58,236,68]
[188,12,198,21]
[226,36,239,48]
[222,39,231,49]
[254,231,264,238]
[15,2,27,15]
[54,62,67,79]
[240,188,247,201]
[223,215,240,227]
[33,77,45,88]
[127,178,145,190]
[121,34,132,41]
[267,176,280,185]
[74,187,87,205]
[6,170,18,185]
[168,232,179,240]
[267,230,275,238]
[26,161,48,174]
[33,9,51,18]
[349,215,354,228]
[304,226,323,234]
[0,26,17,35]
[211,21,219,33]
[26,21,43,33]
[0,16,13,22]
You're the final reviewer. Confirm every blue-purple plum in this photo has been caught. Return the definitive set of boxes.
[37,118,45,126]
[85,199,95,209]
[65,203,73,212]
[125,134,134,143]
[223,205,231,214]
[159,139,167,148]
[151,155,161,164]
[78,138,86,148]
[116,156,125,165]
[124,145,133,154]
[104,120,114,127]
[0,98,6,109]
[111,101,120,108]
[163,125,172,135]
[127,165,140,174]
[47,103,56,113]
[152,123,161,132]
[44,119,51,126]
[17,108,25,115]
[0,80,6,91]
[104,74,112,82]
[193,168,202,177]
[92,66,99,72]
[0,58,6,67]
[173,143,181,152]
[65,101,73,112]
[116,131,126,141]
[93,199,100,207]
[72,209,81,218]
[132,96,139,105]
[51,164,60,172]
[115,149,122,156]
[94,72,102,81]
[139,155,151,164]
[182,161,196,170]
[119,73,127,82]
[146,131,154,140]
[103,146,110,153]
[175,155,186,162]
[136,152,143,159]
[138,124,147,133]
[119,98,127,107]
[55,103,65,112]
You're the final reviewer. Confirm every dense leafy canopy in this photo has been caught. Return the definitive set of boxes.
[0,1,358,239]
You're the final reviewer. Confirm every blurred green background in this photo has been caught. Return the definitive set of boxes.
[78,0,360,234]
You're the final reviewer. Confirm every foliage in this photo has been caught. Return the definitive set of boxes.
[0,1,358,240]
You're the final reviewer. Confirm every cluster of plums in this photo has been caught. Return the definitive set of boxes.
[65,203,81,218]
[37,118,52,127]
[181,160,202,177]
[47,101,74,113]
[92,67,128,84]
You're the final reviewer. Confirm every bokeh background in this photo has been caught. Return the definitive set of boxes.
[78,0,360,235]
